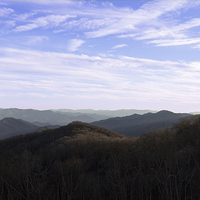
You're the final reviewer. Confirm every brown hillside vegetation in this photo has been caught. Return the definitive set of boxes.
[1,118,200,200]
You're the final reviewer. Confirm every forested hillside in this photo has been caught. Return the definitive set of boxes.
[1,117,200,200]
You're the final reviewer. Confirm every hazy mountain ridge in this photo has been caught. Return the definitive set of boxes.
[92,110,192,137]
[0,117,40,139]
[0,108,110,125]
[0,108,158,127]
[0,108,195,140]
[52,108,157,117]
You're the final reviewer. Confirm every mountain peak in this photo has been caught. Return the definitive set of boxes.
[92,110,191,137]
[156,110,175,115]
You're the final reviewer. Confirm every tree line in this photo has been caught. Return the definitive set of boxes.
[0,117,200,200]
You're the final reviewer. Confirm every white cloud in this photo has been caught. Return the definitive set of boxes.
[1,47,200,112]
[149,38,200,46]
[14,12,37,21]
[125,3,200,47]
[14,14,75,32]
[118,34,137,38]
[193,44,200,50]
[175,18,200,32]
[0,7,14,16]
[85,1,187,38]
[63,17,115,30]
[112,44,127,49]
[134,27,185,41]
[67,39,85,51]
[129,17,200,44]
[26,36,49,45]
[14,24,38,32]
[2,1,200,110]
[7,1,200,49]
[5,20,15,27]
[1,47,200,102]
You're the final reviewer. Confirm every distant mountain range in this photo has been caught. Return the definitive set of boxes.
[0,108,108,125]
[92,110,192,137]
[52,109,158,117]
[0,108,195,140]
[0,108,157,125]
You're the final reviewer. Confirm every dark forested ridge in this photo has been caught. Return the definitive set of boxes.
[92,110,192,136]
[1,117,200,200]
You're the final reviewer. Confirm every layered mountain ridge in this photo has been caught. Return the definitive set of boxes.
[92,110,192,137]
[0,117,40,139]
[0,109,194,140]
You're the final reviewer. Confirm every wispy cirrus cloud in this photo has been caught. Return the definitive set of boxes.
[26,36,49,45]
[4,1,200,49]
[118,3,200,48]
[67,39,85,51]
[14,14,75,32]
[85,1,187,38]
[13,12,37,21]
[1,47,200,105]
[63,18,115,31]
[148,38,200,47]
[112,44,127,49]
[1,1,200,110]
[132,17,200,45]
[0,7,14,17]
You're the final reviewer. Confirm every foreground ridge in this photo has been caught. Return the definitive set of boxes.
[1,117,200,199]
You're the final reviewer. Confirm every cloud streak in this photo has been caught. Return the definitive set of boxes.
[112,44,127,49]
[85,1,187,38]
[1,1,200,111]
[67,39,85,51]
[2,1,200,49]
[148,38,200,47]
[1,48,200,108]
[0,7,14,16]
[14,14,75,32]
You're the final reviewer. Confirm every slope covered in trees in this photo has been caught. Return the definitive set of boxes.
[1,118,200,200]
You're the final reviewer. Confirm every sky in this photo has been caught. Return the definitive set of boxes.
[1,0,200,112]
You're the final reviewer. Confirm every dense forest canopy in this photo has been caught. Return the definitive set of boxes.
[1,117,200,200]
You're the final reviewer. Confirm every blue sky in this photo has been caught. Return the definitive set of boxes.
[1,0,200,112]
